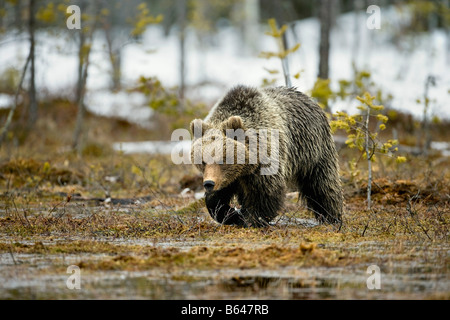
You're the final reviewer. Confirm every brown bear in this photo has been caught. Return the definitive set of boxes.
[190,85,343,227]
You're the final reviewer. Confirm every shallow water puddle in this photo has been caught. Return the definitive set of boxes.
[0,239,448,299]
[1,262,447,299]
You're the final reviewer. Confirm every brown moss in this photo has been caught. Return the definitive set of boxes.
[72,243,350,272]
[0,158,84,188]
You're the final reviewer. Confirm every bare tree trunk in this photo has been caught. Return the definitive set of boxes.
[28,0,37,127]
[0,49,32,146]
[352,0,363,67]
[177,0,186,105]
[272,3,291,87]
[279,23,292,87]
[75,29,85,108]
[243,0,260,55]
[318,0,333,80]
[104,27,121,91]
[112,52,121,91]
[72,29,93,153]
[15,0,22,31]
[422,75,436,155]
[72,1,100,153]
[447,0,450,65]
[365,108,372,210]
[72,30,87,152]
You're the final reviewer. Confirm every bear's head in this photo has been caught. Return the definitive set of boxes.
[190,116,258,193]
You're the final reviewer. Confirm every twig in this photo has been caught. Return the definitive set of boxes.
[406,192,432,241]
[365,108,373,210]
[22,209,32,227]
[8,243,18,266]
[10,196,25,226]
[361,219,369,237]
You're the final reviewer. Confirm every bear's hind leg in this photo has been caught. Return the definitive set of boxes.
[297,164,343,224]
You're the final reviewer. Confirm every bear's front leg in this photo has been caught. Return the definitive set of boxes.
[237,175,285,227]
[204,182,246,226]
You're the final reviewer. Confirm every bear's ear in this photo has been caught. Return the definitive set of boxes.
[222,116,245,132]
[190,119,211,139]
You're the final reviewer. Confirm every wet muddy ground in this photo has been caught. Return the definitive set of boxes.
[0,154,448,300]
[1,246,448,299]
[0,203,448,300]
[1,250,448,299]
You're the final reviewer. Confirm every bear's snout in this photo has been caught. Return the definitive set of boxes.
[203,180,215,192]
[203,164,222,192]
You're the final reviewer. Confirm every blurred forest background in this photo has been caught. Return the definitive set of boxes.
[0,0,449,149]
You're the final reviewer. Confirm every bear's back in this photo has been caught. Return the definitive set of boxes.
[204,85,335,177]
[205,85,327,134]
[205,85,274,128]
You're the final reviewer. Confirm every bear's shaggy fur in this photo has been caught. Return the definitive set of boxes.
[190,85,343,227]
